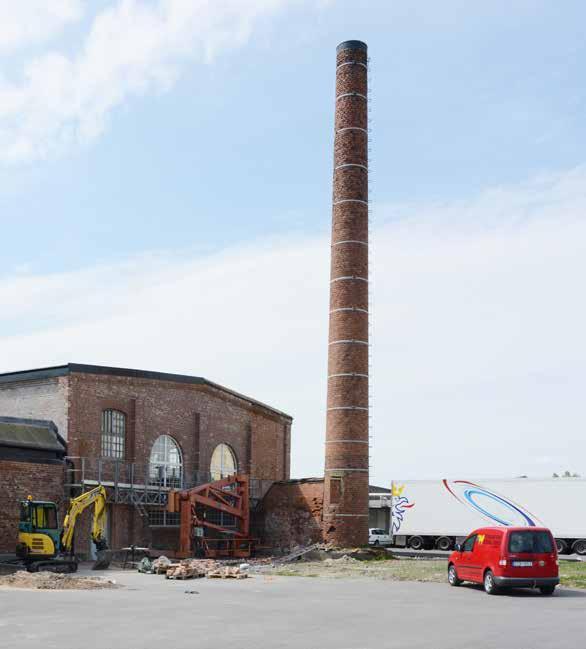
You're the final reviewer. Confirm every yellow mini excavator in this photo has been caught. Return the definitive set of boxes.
[16,485,112,573]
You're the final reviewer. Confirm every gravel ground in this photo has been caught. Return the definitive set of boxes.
[269,554,586,587]
[0,570,118,590]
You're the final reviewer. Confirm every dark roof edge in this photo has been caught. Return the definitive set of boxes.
[0,415,67,449]
[0,364,293,421]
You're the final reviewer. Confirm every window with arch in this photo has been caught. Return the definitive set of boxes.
[210,443,237,480]
[101,409,126,459]
[149,435,183,487]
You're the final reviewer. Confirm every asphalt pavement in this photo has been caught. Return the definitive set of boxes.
[1,567,585,649]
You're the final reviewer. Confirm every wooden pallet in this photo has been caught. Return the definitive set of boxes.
[206,571,248,579]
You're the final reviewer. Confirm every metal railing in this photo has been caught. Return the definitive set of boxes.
[65,456,274,509]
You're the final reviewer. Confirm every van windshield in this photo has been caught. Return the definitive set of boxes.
[508,531,553,554]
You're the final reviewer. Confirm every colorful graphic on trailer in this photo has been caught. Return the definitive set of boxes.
[443,480,543,527]
[390,483,415,534]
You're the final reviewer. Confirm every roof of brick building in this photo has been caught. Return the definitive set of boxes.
[0,416,66,453]
[0,363,292,420]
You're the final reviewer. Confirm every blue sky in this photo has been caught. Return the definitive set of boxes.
[2,1,585,272]
[1,1,585,482]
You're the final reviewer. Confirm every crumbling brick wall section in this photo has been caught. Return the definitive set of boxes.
[259,479,324,551]
[0,460,65,553]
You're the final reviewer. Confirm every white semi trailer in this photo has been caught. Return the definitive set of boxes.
[371,478,586,555]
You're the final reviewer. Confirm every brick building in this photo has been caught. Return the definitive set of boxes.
[0,363,292,556]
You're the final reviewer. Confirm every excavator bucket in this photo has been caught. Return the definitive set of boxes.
[92,549,112,570]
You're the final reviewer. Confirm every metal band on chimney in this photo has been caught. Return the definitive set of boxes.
[336,61,368,70]
[336,92,367,101]
[326,468,369,473]
[328,406,368,410]
[332,240,368,247]
[336,127,368,134]
[330,307,369,314]
[328,373,369,378]
[335,163,368,171]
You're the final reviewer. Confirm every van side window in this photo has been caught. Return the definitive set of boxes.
[462,535,477,552]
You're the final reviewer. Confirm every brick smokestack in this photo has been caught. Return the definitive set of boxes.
[323,40,369,547]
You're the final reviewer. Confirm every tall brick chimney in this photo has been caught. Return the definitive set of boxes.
[323,40,369,547]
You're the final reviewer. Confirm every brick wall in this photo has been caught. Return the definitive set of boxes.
[0,460,65,553]
[0,368,292,556]
[66,372,290,482]
[65,371,291,555]
[259,479,324,551]
[0,377,69,439]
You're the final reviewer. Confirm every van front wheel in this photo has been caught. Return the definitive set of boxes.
[483,570,498,595]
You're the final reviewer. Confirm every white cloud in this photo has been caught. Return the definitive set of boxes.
[0,1,83,52]
[1,168,585,482]
[0,0,305,163]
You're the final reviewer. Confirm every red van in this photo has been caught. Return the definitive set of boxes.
[448,527,559,595]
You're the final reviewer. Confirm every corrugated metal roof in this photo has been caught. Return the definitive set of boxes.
[0,417,65,452]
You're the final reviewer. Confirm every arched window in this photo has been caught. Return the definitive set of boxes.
[150,435,183,487]
[101,409,126,459]
[210,443,237,480]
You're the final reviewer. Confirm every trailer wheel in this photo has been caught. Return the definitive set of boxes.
[573,539,586,556]
[408,536,424,551]
[436,537,453,551]
[555,539,568,555]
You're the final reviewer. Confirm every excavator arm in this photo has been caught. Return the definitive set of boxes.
[61,485,111,569]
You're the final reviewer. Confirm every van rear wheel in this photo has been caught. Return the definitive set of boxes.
[483,570,498,595]
[540,585,556,596]
[448,564,461,587]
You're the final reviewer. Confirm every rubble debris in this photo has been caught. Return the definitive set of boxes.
[0,571,118,590]
[152,556,172,574]
[138,557,154,574]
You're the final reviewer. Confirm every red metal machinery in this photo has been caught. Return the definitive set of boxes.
[167,474,255,559]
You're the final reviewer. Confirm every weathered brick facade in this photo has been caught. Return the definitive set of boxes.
[323,40,370,547]
[0,364,292,556]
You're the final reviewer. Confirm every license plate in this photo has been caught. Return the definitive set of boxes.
[512,561,533,567]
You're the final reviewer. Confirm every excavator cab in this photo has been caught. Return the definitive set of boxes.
[17,498,61,560]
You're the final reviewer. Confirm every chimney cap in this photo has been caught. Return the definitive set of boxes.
[336,40,367,53]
